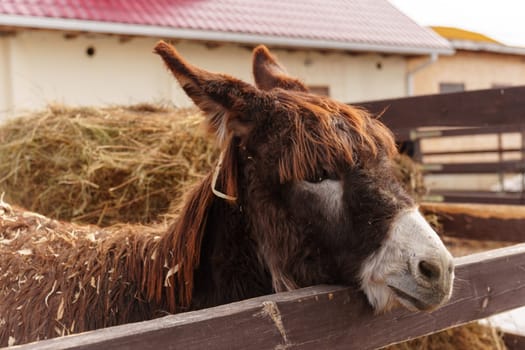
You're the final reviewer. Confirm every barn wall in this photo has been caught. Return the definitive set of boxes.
[409,50,525,95]
[170,41,407,105]
[0,29,408,121]
[254,47,407,103]
[5,30,171,118]
[0,36,12,119]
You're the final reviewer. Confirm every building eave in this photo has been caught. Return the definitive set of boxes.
[450,39,525,56]
[0,14,454,56]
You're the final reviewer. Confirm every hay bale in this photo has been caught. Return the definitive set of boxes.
[394,153,427,202]
[383,322,506,350]
[0,105,427,226]
[0,104,427,227]
[0,104,218,226]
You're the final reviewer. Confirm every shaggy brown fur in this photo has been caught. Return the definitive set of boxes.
[1,42,418,346]
[0,173,220,345]
[0,199,165,344]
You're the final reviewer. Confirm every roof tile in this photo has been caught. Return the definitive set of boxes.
[0,0,451,53]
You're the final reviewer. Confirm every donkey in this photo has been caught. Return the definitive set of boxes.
[0,42,453,346]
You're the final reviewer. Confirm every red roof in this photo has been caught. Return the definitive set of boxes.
[0,0,452,54]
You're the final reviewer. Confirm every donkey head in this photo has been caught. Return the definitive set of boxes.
[155,42,454,313]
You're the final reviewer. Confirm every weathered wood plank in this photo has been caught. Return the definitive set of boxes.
[424,147,524,156]
[11,244,525,350]
[425,190,525,206]
[356,85,525,131]
[411,124,525,139]
[504,332,525,350]
[421,160,525,174]
[421,202,525,242]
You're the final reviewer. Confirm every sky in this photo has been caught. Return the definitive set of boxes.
[388,0,525,47]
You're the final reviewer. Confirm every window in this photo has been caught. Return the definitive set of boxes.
[439,83,465,94]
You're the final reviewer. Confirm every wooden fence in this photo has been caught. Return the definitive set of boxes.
[357,86,525,132]
[11,243,525,350]
[421,202,525,242]
[357,86,525,205]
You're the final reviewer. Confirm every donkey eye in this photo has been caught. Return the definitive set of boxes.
[306,169,335,183]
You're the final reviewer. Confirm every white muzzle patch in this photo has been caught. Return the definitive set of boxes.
[359,208,454,312]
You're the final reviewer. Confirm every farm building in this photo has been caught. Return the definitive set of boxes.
[409,26,525,95]
[0,0,452,121]
[405,27,525,194]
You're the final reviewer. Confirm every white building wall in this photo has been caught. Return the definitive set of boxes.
[0,29,408,121]
[6,30,171,118]
[0,36,12,116]
[255,48,407,103]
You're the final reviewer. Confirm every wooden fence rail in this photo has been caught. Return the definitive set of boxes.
[421,202,525,242]
[356,86,525,205]
[356,85,525,136]
[11,243,525,350]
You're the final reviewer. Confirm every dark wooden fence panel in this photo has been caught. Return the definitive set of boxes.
[421,202,525,242]
[356,86,525,132]
[426,191,525,206]
[504,332,525,350]
[422,160,525,174]
[356,87,525,205]
[12,244,525,350]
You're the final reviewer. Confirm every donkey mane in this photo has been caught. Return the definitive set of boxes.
[271,91,397,183]
[159,140,242,309]
[152,173,215,311]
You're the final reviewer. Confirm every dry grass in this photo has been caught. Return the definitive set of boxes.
[394,153,427,202]
[384,322,506,350]
[0,104,218,226]
[0,104,426,227]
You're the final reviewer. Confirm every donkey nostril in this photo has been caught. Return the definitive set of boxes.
[418,260,441,281]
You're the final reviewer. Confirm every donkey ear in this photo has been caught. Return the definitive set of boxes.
[252,45,309,92]
[154,41,261,143]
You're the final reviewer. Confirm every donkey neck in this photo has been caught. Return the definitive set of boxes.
[151,159,269,311]
[190,193,272,309]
